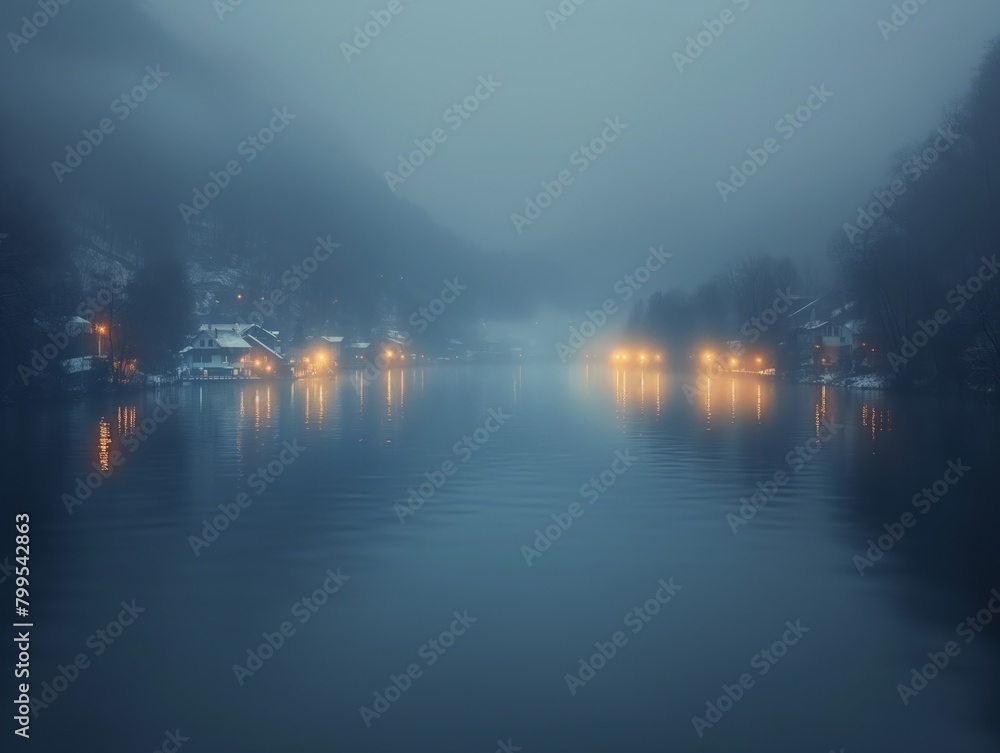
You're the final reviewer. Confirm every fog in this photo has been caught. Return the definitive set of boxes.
[3,0,1000,323]
[7,6,1000,750]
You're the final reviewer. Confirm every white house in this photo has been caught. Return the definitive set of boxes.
[181,326,252,376]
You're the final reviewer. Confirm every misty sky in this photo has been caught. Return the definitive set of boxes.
[5,0,1000,307]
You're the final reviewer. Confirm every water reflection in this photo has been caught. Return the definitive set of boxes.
[730,379,736,424]
[862,401,893,447]
[577,368,782,429]
[577,366,671,423]
[386,370,393,422]
[98,417,111,471]
[116,405,135,435]
[815,384,827,436]
[24,366,1000,751]
[705,377,711,430]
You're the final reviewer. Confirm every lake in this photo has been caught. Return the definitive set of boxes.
[6,365,999,752]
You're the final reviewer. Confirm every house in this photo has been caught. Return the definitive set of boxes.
[343,341,371,363]
[181,325,252,376]
[376,332,409,362]
[243,324,281,355]
[813,321,858,369]
[318,336,345,365]
[787,301,865,371]
[240,324,286,375]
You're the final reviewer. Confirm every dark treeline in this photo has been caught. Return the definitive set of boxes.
[831,39,1000,392]
[627,253,816,363]
[630,37,1000,393]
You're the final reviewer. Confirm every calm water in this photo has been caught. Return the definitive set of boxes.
[6,365,999,752]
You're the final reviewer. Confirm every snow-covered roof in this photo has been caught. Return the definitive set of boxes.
[321,336,345,343]
[244,333,283,360]
[842,319,866,334]
[194,324,252,349]
[346,342,371,349]
[63,356,100,373]
[213,331,251,349]
[830,301,857,319]
[240,324,278,339]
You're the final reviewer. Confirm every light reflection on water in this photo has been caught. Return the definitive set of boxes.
[41,364,998,752]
